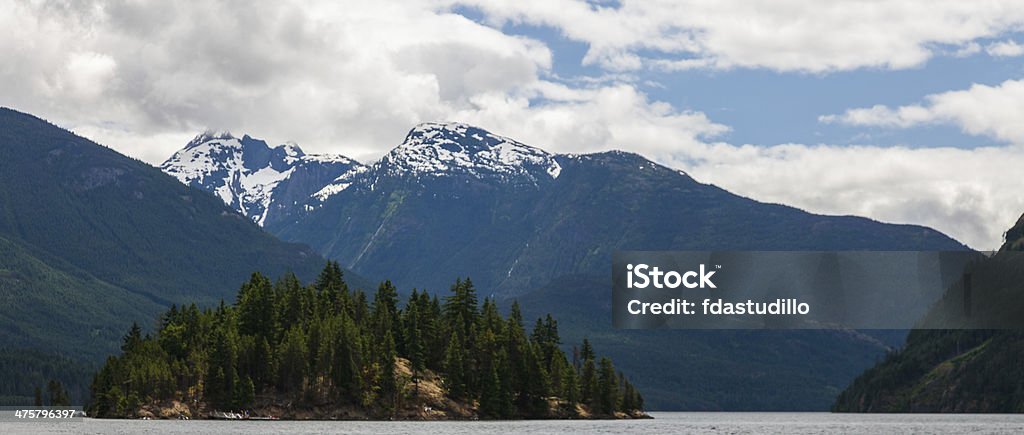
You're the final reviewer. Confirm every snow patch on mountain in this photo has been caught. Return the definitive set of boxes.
[378,122,561,182]
[160,131,362,226]
[313,165,370,202]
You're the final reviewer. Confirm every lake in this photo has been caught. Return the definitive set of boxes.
[5,412,1024,434]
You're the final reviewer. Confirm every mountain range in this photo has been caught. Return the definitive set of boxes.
[160,121,968,409]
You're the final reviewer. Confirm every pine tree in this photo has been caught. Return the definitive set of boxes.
[479,364,503,418]
[425,295,445,371]
[237,272,275,341]
[404,299,426,389]
[311,317,335,400]
[47,379,70,406]
[235,376,255,409]
[444,333,466,399]
[505,302,530,412]
[352,291,369,325]
[562,361,579,404]
[254,337,273,392]
[277,325,307,394]
[332,313,361,400]
[372,281,401,346]
[619,373,636,412]
[497,355,516,418]
[377,329,398,413]
[444,278,479,340]
[206,328,238,409]
[580,338,595,363]
[106,385,126,417]
[580,358,597,407]
[523,343,551,417]
[315,261,345,316]
[122,322,143,353]
[597,357,619,415]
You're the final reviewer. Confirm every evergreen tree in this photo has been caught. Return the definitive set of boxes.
[580,359,597,408]
[352,291,369,325]
[562,362,579,404]
[254,337,274,392]
[444,333,466,399]
[619,373,636,413]
[331,313,360,400]
[206,328,238,409]
[372,280,401,343]
[523,343,551,417]
[479,364,503,418]
[580,339,595,363]
[444,278,479,340]
[404,298,426,390]
[46,379,70,406]
[235,376,255,409]
[377,329,398,413]
[597,357,619,415]
[122,322,143,353]
[505,302,530,412]
[496,355,516,418]
[315,261,346,315]
[425,295,445,371]
[237,272,275,342]
[277,325,307,394]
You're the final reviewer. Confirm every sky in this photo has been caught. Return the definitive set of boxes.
[4,0,1024,249]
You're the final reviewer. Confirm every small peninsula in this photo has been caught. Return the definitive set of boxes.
[89,262,648,420]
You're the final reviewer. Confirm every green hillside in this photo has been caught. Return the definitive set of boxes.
[833,213,1024,412]
[0,108,327,306]
[0,108,346,404]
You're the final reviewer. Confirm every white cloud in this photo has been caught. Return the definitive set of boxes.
[450,83,728,158]
[63,52,118,100]
[674,143,1024,251]
[0,0,565,163]
[820,79,1024,144]
[460,0,1024,73]
[986,39,1024,57]
[953,42,982,58]
[0,0,733,165]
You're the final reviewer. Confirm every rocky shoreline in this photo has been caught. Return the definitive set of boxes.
[134,360,650,421]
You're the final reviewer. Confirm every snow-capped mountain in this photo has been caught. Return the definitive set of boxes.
[306,122,562,203]
[160,132,363,226]
[378,122,560,180]
[160,123,562,225]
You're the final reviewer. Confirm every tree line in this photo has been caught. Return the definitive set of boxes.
[88,262,643,418]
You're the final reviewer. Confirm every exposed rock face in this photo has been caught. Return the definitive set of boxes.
[135,358,649,420]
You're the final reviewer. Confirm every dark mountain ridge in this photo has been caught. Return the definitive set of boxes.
[266,124,964,299]
[0,107,351,403]
[833,213,1024,413]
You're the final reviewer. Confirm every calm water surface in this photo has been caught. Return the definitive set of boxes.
[6,412,1024,434]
